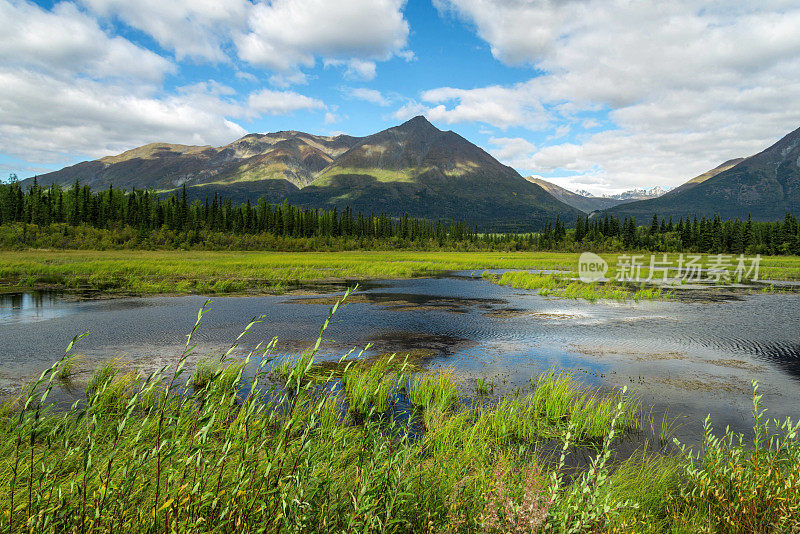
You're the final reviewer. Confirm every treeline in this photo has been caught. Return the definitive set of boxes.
[0,179,483,244]
[1,179,799,254]
[562,212,800,255]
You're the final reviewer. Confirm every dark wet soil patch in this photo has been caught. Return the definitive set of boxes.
[707,358,765,372]
[655,374,751,394]
[289,292,507,314]
[569,344,689,361]
[484,308,586,320]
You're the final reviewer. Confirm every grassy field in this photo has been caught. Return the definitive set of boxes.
[1,250,798,295]
[1,294,798,533]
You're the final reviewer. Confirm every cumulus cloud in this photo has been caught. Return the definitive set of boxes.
[268,70,311,88]
[246,89,325,116]
[0,1,173,82]
[420,84,548,129]
[344,59,377,81]
[0,1,249,164]
[81,0,411,82]
[236,0,410,73]
[0,68,247,163]
[487,137,536,162]
[345,87,390,106]
[80,0,249,62]
[427,0,800,191]
[391,100,427,122]
[325,59,378,81]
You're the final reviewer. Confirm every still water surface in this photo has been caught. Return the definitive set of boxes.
[1,272,798,444]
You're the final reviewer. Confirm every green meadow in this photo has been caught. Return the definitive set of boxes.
[1,293,798,533]
[1,250,798,296]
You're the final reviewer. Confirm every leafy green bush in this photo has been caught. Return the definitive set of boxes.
[675,381,800,533]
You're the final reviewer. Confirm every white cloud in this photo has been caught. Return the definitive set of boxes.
[324,112,339,124]
[0,68,247,164]
[0,1,254,166]
[0,1,334,166]
[428,0,800,192]
[324,58,378,81]
[81,0,411,81]
[236,0,410,72]
[246,89,325,116]
[391,100,427,122]
[235,70,258,82]
[346,87,390,106]
[344,59,377,81]
[0,1,173,82]
[487,137,536,162]
[268,70,310,88]
[420,84,548,129]
[80,0,250,62]
[551,125,570,139]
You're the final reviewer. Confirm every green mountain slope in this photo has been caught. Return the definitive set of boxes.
[605,127,800,221]
[291,117,582,231]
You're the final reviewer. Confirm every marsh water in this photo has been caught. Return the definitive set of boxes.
[1,272,799,445]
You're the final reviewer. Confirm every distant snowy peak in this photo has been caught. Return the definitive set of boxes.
[573,186,670,200]
[605,186,670,200]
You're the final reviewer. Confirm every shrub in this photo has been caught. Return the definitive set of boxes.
[674,381,800,533]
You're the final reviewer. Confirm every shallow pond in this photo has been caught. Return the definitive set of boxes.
[1,272,798,446]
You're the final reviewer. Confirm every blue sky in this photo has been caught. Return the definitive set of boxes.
[2,0,799,194]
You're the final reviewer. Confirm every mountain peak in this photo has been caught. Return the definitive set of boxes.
[397,115,439,132]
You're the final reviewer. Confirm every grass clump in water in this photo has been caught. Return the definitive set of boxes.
[476,377,493,396]
[54,354,82,384]
[86,357,121,394]
[481,371,640,445]
[191,356,219,390]
[341,355,409,416]
[485,270,673,302]
[409,371,460,414]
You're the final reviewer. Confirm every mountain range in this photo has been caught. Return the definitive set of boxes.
[601,186,670,201]
[528,180,671,213]
[22,117,800,227]
[604,127,800,221]
[526,178,627,212]
[27,117,581,232]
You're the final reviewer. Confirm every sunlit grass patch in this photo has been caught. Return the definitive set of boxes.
[480,371,640,445]
[2,250,798,296]
[340,355,409,416]
[485,270,674,302]
[409,371,460,415]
